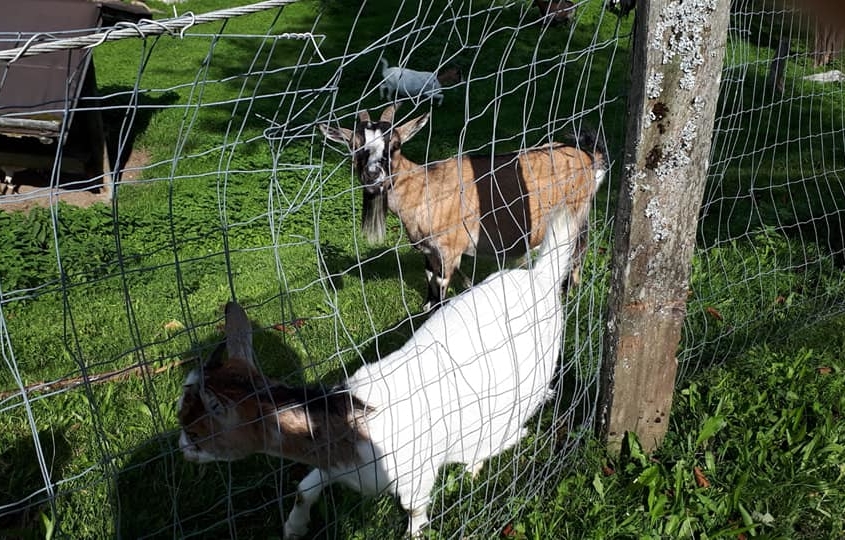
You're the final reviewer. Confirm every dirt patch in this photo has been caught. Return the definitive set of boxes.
[119,146,151,183]
[0,185,108,213]
[0,147,151,213]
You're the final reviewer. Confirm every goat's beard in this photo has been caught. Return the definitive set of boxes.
[362,180,385,196]
[361,189,388,244]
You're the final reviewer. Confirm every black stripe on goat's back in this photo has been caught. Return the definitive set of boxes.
[265,383,371,416]
[464,142,600,255]
[466,153,535,255]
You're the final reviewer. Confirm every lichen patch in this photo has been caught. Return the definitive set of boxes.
[650,0,718,91]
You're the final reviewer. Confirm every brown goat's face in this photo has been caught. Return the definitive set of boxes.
[320,108,430,195]
[353,121,397,195]
[177,354,271,463]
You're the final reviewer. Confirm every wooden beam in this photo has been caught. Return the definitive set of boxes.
[598,0,731,454]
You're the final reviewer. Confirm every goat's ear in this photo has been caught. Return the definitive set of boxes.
[204,342,226,370]
[319,124,355,150]
[199,386,229,419]
[379,105,398,124]
[395,113,429,144]
[224,301,256,368]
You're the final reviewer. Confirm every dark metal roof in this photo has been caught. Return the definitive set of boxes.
[0,0,149,139]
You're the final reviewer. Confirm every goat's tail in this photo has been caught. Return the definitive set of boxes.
[379,57,389,76]
[533,205,584,288]
[571,129,609,187]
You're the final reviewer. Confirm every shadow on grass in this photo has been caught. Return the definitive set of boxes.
[112,319,296,538]
[190,0,474,138]
[105,281,434,538]
[0,428,72,539]
[97,86,181,181]
[704,52,845,251]
[177,0,631,170]
[117,436,407,538]
[682,59,845,371]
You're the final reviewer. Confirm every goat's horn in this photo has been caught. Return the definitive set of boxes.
[358,110,371,124]
[380,105,397,124]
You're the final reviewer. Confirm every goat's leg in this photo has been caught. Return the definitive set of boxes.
[422,254,444,312]
[565,222,590,291]
[1,171,12,196]
[422,252,461,311]
[464,461,485,479]
[454,265,473,290]
[438,253,461,301]
[397,475,435,538]
[407,506,430,538]
[463,425,526,480]
[283,468,331,539]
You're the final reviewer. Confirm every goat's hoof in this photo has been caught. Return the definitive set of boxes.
[465,461,484,479]
[283,522,307,540]
[421,302,443,313]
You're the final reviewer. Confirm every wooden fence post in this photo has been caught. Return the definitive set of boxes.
[597,0,732,454]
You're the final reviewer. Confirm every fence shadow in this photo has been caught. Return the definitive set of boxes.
[0,428,72,539]
[97,86,180,183]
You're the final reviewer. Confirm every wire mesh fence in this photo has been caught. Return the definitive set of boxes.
[0,0,843,538]
[683,0,845,376]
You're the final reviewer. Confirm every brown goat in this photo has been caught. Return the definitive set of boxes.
[320,106,606,311]
[534,0,577,25]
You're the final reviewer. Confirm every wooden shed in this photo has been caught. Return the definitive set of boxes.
[0,0,150,204]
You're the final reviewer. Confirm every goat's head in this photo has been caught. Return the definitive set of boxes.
[177,302,273,463]
[319,106,430,196]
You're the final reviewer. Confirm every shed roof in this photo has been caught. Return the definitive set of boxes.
[0,0,149,138]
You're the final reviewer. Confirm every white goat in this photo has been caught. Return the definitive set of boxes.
[378,58,456,105]
[177,200,591,538]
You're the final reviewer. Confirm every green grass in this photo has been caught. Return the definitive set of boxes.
[509,325,845,539]
[1,0,845,538]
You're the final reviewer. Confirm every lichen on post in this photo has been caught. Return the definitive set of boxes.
[597,0,732,454]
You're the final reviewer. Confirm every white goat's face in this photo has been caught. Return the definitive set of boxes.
[354,122,394,195]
